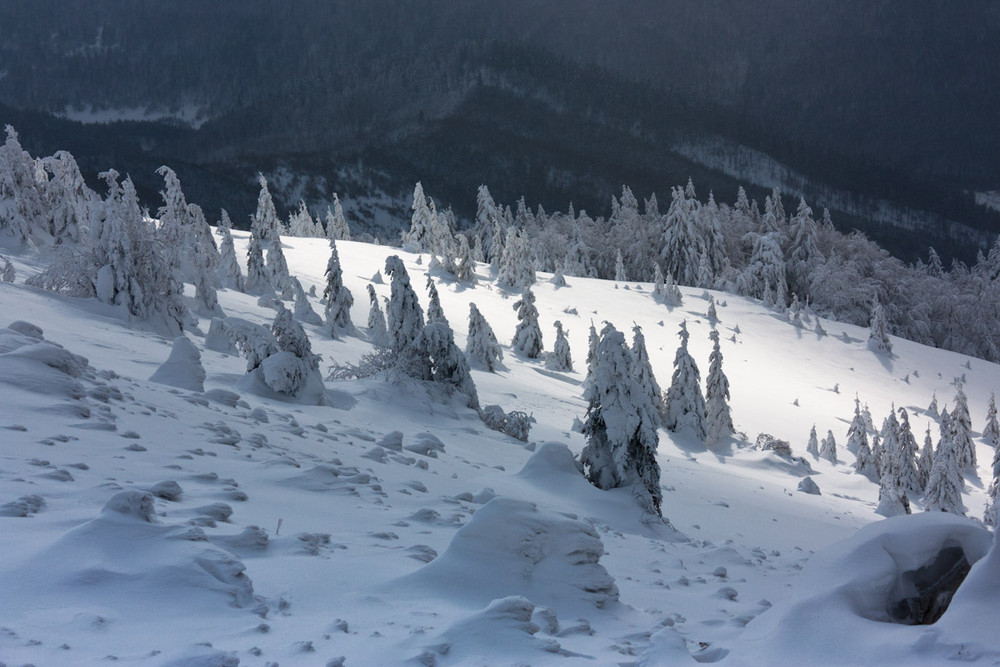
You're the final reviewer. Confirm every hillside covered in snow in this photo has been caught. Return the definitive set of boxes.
[2,136,1000,665]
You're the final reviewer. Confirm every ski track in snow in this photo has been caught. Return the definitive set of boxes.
[0,236,998,665]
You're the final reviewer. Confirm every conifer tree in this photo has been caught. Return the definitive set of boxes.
[819,430,838,463]
[868,298,893,354]
[584,320,600,389]
[288,200,316,237]
[466,302,503,372]
[580,324,662,517]
[983,392,1000,450]
[512,287,543,358]
[630,324,663,424]
[217,223,245,292]
[498,227,535,289]
[384,255,424,354]
[475,184,501,261]
[266,231,292,298]
[664,321,708,441]
[1,256,13,282]
[951,383,976,472]
[411,318,480,409]
[986,433,1000,525]
[425,275,447,324]
[707,295,719,325]
[323,239,354,336]
[652,262,683,307]
[251,174,282,246]
[546,321,574,372]
[896,408,923,496]
[917,425,935,491]
[738,232,788,307]
[927,393,940,419]
[290,277,322,326]
[455,235,477,284]
[806,424,820,458]
[925,414,966,515]
[614,249,627,282]
[661,186,702,286]
[401,182,433,251]
[244,229,270,295]
[325,193,351,242]
[705,329,733,442]
[876,414,912,517]
[366,284,389,347]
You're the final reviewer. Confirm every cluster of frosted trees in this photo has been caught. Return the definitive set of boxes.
[405,179,1000,363]
[806,386,1000,522]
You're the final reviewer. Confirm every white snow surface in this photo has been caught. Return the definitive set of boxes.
[1,234,999,665]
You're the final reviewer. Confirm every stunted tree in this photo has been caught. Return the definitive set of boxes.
[425,275,447,324]
[925,415,965,515]
[951,384,976,473]
[983,392,1000,450]
[325,193,351,242]
[876,409,912,516]
[614,249,627,282]
[917,425,935,492]
[244,228,270,295]
[896,408,922,496]
[217,220,244,292]
[402,181,433,251]
[630,324,663,425]
[287,200,317,237]
[291,278,322,326]
[806,425,820,458]
[652,262,683,307]
[584,320,600,389]
[868,298,893,354]
[323,239,354,336]
[512,287,543,358]
[384,255,424,354]
[546,321,573,372]
[498,227,535,290]
[664,320,707,441]
[819,430,838,464]
[580,324,662,517]
[466,302,503,372]
[705,329,733,442]
[366,284,388,347]
[411,318,480,409]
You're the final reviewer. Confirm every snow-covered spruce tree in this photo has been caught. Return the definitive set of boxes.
[924,415,965,515]
[614,249,627,282]
[489,218,506,272]
[867,298,893,354]
[254,304,324,401]
[384,255,425,354]
[983,392,1000,450]
[661,186,701,287]
[806,425,820,458]
[896,407,923,496]
[707,295,719,326]
[705,329,733,443]
[250,174,282,246]
[917,425,935,492]
[876,423,912,517]
[43,149,94,245]
[546,321,573,372]
[951,383,976,473]
[927,393,940,419]
[1,255,14,282]
[325,193,351,242]
[291,277,322,326]
[0,125,48,246]
[466,302,503,372]
[287,200,316,238]
[366,284,389,347]
[584,320,600,389]
[321,239,354,336]
[401,182,433,252]
[630,324,663,426]
[154,165,191,284]
[819,430,838,464]
[475,184,501,262]
[854,433,878,480]
[652,262,683,307]
[737,232,788,308]
[986,431,1000,525]
[216,222,245,292]
[244,228,271,295]
[455,234,477,284]
[265,230,292,299]
[512,287,543,359]
[411,318,479,410]
[497,227,535,290]
[425,274,447,324]
[664,320,708,441]
[580,324,663,517]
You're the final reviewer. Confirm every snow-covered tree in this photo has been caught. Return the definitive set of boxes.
[1,256,13,282]
[455,234,477,284]
[707,295,719,325]
[738,232,787,308]
[951,383,976,473]
[983,392,1000,450]
[546,321,573,372]
[411,318,479,409]
[664,321,707,441]
[896,408,923,496]
[512,287,543,358]
[43,149,93,245]
[257,304,323,400]
[580,324,663,517]
[217,223,245,292]
[917,425,935,492]
[705,329,733,442]
[876,414,912,517]
[584,320,600,389]
[924,414,966,515]
[661,186,702,286]
[466,302,503,372]
[244,228,270,295]
[265,231,292,299]
[402,182,433,252]
[287,200,315,237]
[614,249,627,282]
[366,284,389,347]
[819,430,838,464]
[291,277,322,326]
[806,425,820,458]
[384,255,424,354]
[927,393,940,419]
[475,185,501,262]
[425,275,447,324]
[652,262,683,307]
[323,239,354,336]
[325,193,351,242]
[0,126,48,246]
[497,227,535,290]
[630,324,663,426]
[868,298,893,354]
[250,174,282,246]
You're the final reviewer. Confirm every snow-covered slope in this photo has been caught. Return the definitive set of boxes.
[0,235,997,665]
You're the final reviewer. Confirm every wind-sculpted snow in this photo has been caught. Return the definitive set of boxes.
[398,497,620,614]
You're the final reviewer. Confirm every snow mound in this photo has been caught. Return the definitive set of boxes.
[150,336,205,392]
[102,489,158,522]
[732,512,993,665]
[398,497,619,614]
[414,595,574,665]
[0,326,92,399]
